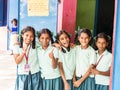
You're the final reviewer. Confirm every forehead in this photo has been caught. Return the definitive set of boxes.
[40,33,50,37]
[97,38,107,42]
[59,33,68,38]
[24,31,33,35]
[79,32,89,37]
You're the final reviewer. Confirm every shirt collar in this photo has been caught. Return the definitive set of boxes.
[96,49,108,56]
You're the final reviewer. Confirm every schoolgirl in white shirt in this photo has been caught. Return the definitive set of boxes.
[37,28,62,90]
[91,33,112,90]
[13,26,42,90]
[73,28,96,90]
[56,30,76,90]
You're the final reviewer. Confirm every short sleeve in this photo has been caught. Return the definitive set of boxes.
[108,53,112,67]
[89,48,97,65]
[13,45,20,54]
[58,50,64,62]
[53,47,59,59]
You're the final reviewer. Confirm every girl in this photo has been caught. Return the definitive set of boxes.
[37,28,62,90]
[91,33,112,90]
[13,26,42,90]
[56,30,76,90]
[73,28,96,90]
[8,18,18,55]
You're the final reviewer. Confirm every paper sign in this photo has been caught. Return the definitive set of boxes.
[28,0,49,16]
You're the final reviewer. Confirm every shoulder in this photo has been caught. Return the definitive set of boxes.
[13,44,20,49]
[13,44,21,54]
[74,45,80,50]
[105,50,112,58]
[88,46,95,52]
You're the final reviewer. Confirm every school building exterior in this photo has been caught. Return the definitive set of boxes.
[0,0,120,90]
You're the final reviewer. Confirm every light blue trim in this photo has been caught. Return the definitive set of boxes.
[112,0,120,90]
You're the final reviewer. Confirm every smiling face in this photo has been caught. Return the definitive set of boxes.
[78,32,91,49]
[22,31,34,45]
[58,33,70,48]
[39,33,51,49]
[96,38,108,53]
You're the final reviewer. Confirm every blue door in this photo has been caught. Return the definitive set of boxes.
[0,0,7,26]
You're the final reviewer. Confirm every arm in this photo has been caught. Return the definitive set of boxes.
[72,70,76,82]
[73,64,94,87]
[6,26,12,32]
[58,62,70,90]
[91,67,110,76]
[13,51,25,64]
[49,50,58,69]
[13,44,28,64]
[52,43,62,50]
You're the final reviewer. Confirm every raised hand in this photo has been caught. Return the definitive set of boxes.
[49,49,54,59]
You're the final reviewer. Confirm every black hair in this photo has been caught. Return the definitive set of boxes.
[20,26,36,49]
[96,32,109,43]
[11,18,17,26]
[76,28,93,45]
[56,30,71,53]
[95,32,111,50]
[37,28,54,44]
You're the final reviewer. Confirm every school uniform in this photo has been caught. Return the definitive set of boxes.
[13,44,42,90]
[37,45,62,90]
[95,50,112,90]
[10,26,18,50]
[59,47,76,90]
[75,45,96,90]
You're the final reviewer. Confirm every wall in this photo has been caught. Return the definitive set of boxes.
[7,0,18,49]
[19,0,58,35]
[7,0,58,49]
[57,0,77,42]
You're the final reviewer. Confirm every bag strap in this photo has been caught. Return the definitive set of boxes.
[95,55,103,67]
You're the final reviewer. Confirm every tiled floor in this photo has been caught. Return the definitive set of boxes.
[0,51,16,90]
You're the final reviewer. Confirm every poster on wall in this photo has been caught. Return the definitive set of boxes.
[28,0,49,16]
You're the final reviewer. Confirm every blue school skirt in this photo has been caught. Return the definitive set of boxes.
[62,79,75,90]
[95,84,109,90]
[15,71,42,90]
[42,76,62,90]
[75,77,95,90]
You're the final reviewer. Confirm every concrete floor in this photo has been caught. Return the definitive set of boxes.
[0,51,16,90]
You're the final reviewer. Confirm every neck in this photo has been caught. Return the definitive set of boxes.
[98,50,105,55]
[42,45,49,50]
[81,45,88,49]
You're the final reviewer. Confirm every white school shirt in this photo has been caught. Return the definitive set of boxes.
[75,45,96,77]
[13,45,40,75]
[37,45,60,79]
[95,50,112,85]
[59,47,76,80]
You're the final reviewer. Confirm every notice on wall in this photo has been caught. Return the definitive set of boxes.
[28,0,49,16]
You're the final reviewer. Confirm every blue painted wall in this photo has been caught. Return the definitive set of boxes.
[8,0,18,27]
[112,0,120,90]
[7,0,58,49]
[19,0,58,36]
[7,0,18,49]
